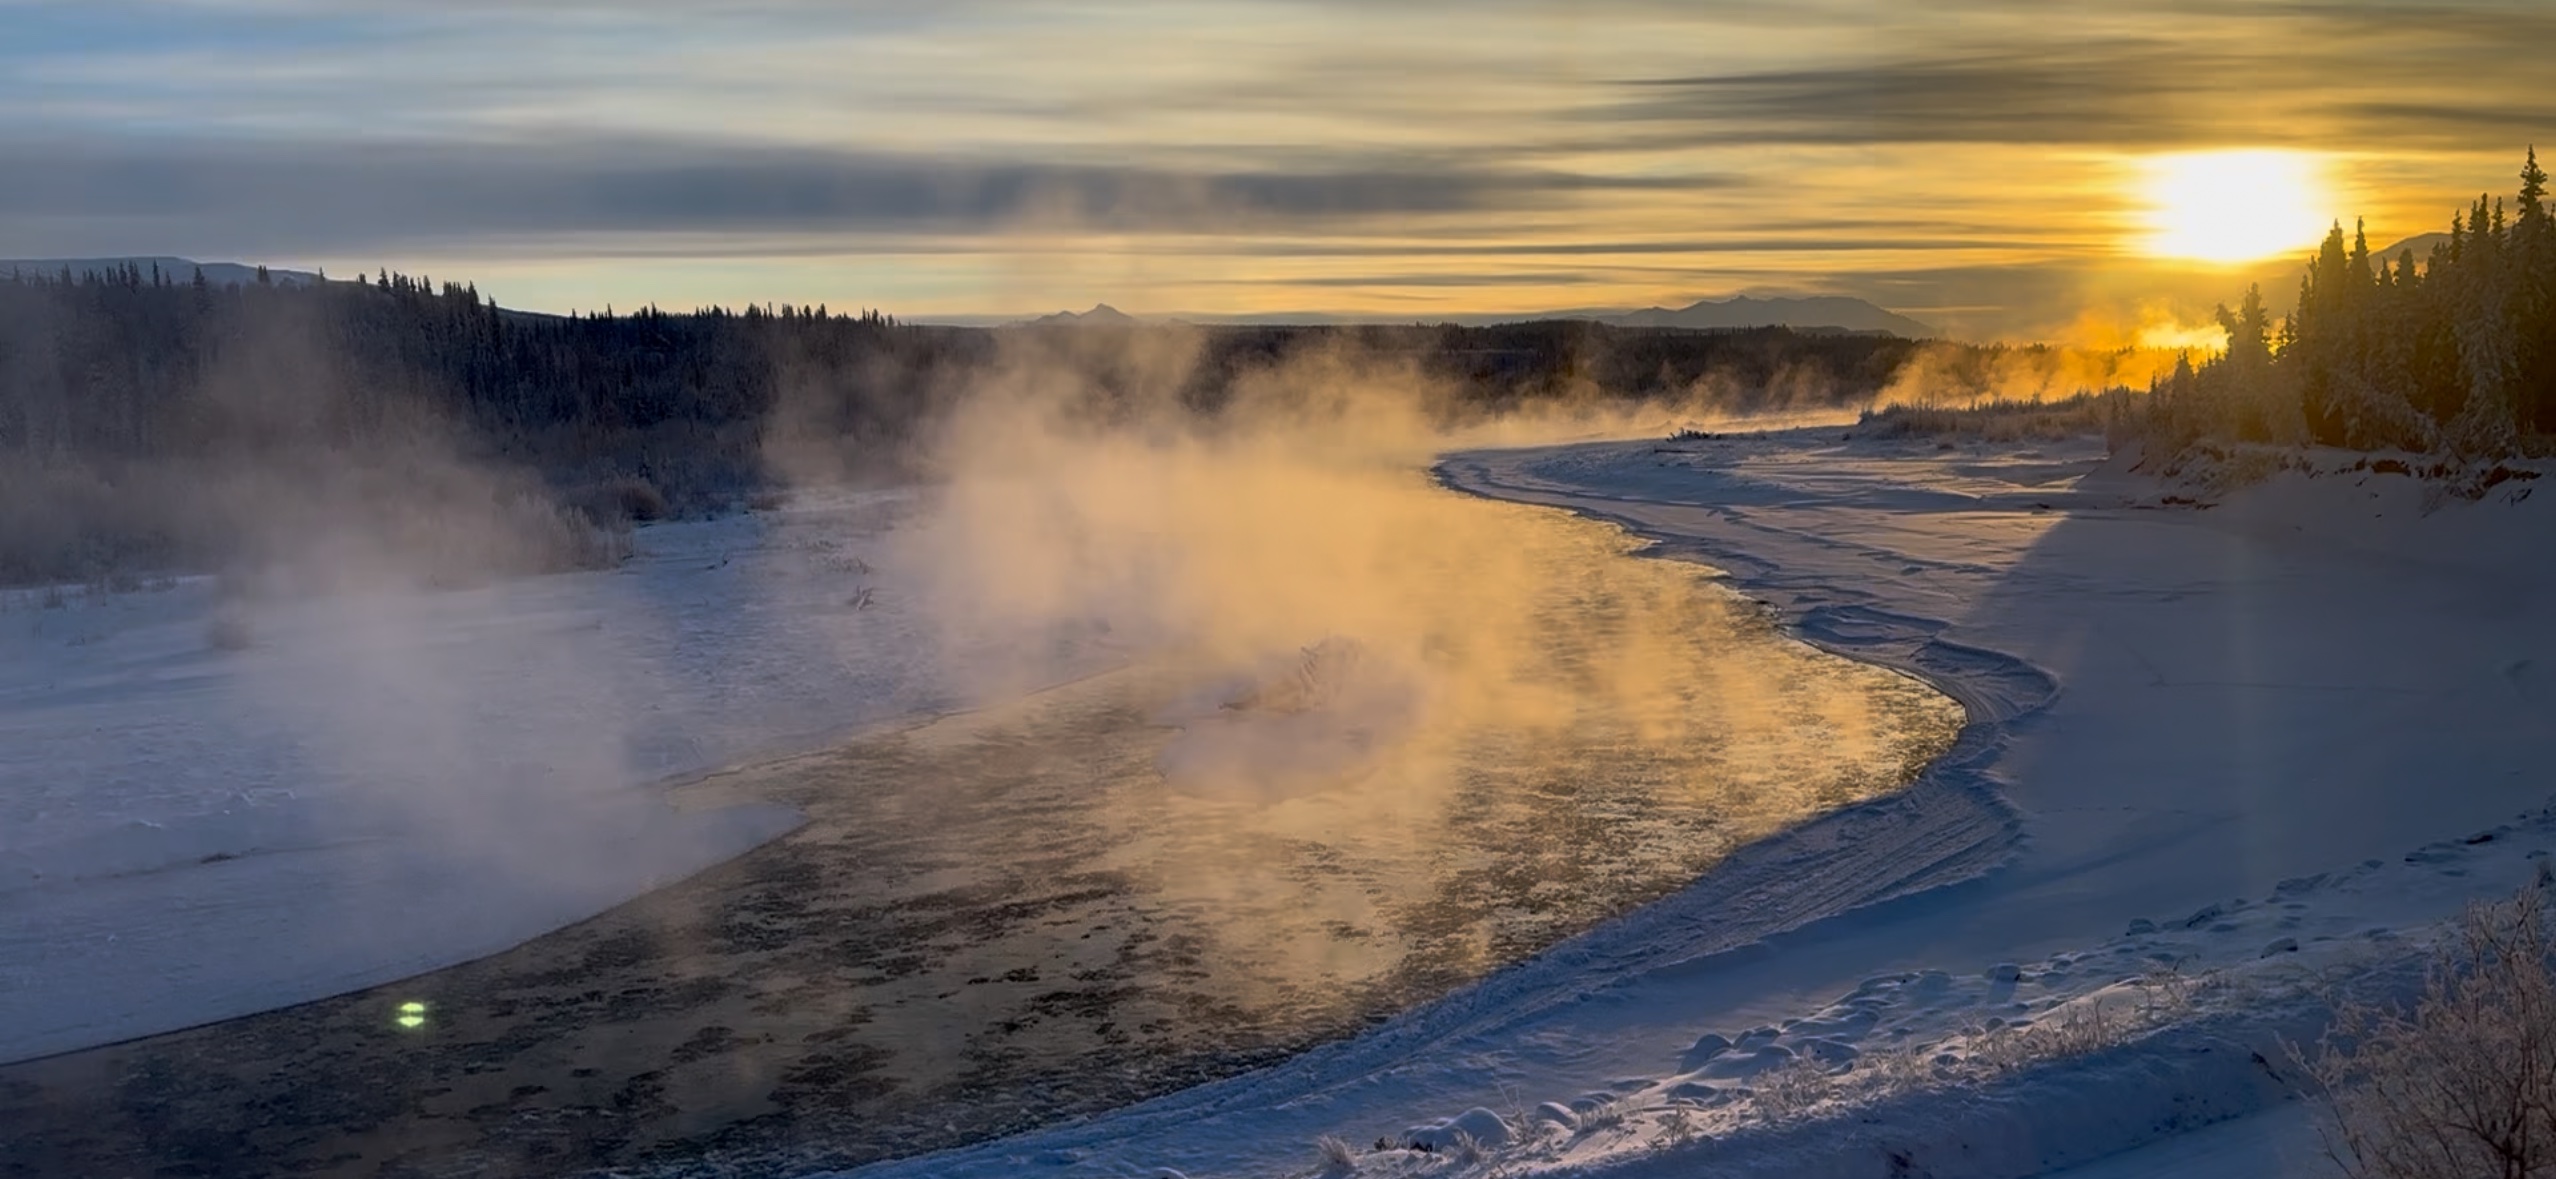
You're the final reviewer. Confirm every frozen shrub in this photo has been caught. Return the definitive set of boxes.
[1576,1097,1630,1133]
[1968,1000,2131,1075]
[2305,888,2556,1179]
[1750,1055,1838,1120]
[1312,1133,1357,1174]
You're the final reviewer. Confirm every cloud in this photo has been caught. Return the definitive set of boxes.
[2,0,2541,330]
[0,136,1721,257]
[1596,5,2556,150]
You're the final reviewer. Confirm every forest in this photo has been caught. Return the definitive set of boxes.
[0,266,1950,586]
[31,141,2549,594]
[2143,148,2556,455]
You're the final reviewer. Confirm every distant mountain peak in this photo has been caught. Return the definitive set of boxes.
[1602,294,1935,337]
[1032,302,1141,326]
[2374,232,2451,262]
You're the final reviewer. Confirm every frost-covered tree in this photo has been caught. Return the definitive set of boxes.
[2208,283,2301,442]
[2446,197,2522,455]
[2514,148,2556,432]
[2151,149,2556,457]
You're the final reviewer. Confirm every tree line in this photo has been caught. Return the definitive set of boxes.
[0,262,971,494]
[2144,148,2556,455]
[0,264,1956,585]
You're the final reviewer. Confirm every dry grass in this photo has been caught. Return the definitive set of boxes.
[1734,967,2212,1128]
[1575,1096,1631,1135]
[1965,1002,2128,1075]
[1750,1054,1841,1120]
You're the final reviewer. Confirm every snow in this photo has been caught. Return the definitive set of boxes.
[2036,1098,2328,1179]
[13,427,2552,1177]
[830,429,2556,1179]
[0,488,1118,1065]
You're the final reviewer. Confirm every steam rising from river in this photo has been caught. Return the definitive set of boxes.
[877,335,1962,990]
[0,324,1968,1174]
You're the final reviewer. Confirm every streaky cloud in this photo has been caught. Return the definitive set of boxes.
[0,135,1735,257]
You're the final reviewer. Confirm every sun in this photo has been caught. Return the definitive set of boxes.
[2137,150,2335,265]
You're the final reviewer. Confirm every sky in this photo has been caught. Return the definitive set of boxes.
[0,0,2548,338]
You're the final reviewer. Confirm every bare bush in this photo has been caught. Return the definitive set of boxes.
[2304,888,2556,1179]
[1862,1041,1958,1093]
[1967,1000,2131,1075]
[1572,1096,1631,1137]
[1313,1133,1358,1174]
[1751,1055,1839,1120]
[2137,959,2203,1016]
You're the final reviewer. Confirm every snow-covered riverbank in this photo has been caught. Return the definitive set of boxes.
[6,442,1977,1179]
[14,427,2550,1178]
[838,429,2556,1179]
[0,487,1122,1065]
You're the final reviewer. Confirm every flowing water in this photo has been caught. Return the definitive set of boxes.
[0,481,1960,1178]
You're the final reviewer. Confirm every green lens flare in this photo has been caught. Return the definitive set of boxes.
[395,1000,429,1030]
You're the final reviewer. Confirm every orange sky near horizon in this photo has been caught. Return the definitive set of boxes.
[2,1,2546,340]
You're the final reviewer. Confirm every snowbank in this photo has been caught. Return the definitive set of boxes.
[835,429,2556,1179]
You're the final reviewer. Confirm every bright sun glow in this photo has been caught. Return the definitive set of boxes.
[2138,149,2334,264]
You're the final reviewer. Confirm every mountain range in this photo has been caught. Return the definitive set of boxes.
[1032,303,1140,326]
[1569,295,1935,336]
[1006,294,1937,336]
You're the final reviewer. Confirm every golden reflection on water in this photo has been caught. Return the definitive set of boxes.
[1021,490,1960,1022]
[685,467,1964,1132]
[0,474,1964,1179]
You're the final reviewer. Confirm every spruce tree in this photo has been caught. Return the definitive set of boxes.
[2514,148,2555,429]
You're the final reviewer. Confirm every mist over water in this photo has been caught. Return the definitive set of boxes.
[2,333,1962,1177]
[891,369,1967,983]
[637,466,1960,1171]
[597,346,1969,1168]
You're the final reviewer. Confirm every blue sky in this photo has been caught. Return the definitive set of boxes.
[0,0,2544,336]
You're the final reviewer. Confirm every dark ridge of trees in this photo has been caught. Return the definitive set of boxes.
[1173,320,1927,418]
[0,263,973,497]
[0,266,996,583]
[2143,147,2556,457]
[0,262,1947,585]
